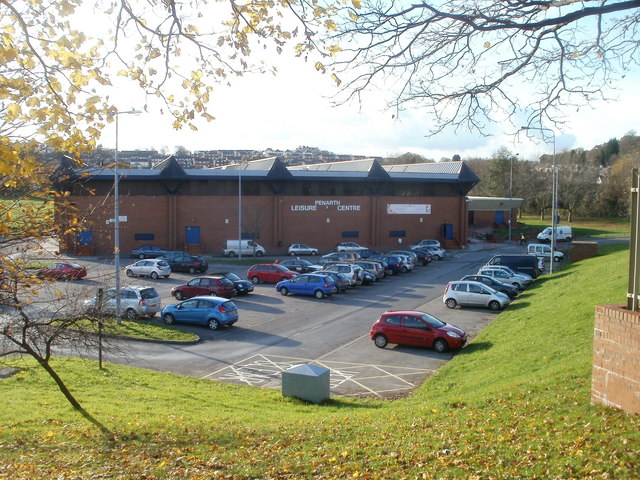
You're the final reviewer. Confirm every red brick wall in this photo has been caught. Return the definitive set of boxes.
[63,194,468,255]
[592,304,640,414]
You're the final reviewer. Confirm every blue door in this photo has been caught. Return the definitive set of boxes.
[495,211,504,225]
[77,229,93,245]
[185,226,200,245]
[441,224,454,240]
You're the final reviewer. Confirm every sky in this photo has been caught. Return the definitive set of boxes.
[98,18,640,163]
[106,58,639,162]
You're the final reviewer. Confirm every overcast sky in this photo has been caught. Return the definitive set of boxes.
[104,46,640,163]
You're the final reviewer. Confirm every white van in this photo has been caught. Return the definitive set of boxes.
[527,243,564,262]
[536,226,573,243]
[223,240,266,257]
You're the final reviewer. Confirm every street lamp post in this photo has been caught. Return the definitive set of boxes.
[521,126,557,274]
[238,165,242,260]
[113,109,141,322]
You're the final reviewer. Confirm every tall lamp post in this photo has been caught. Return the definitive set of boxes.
[521,126,557,274]
[508,153,518,244]
[113,109,141,321]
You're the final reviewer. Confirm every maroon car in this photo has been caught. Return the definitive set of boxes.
[36,262,87,280]
[170,276,236,300]
[369,310,467,353]
[247,264,297,284]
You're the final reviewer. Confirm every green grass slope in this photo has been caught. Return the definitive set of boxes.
[0,245,638,479]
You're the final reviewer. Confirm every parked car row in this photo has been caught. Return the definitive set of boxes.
[248,243,446,299]
[442,256,536,312]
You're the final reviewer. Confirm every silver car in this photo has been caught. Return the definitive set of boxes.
[478,266,531,289]
[85,286,162,320]
[125,259,171,279]
[443,281,510,311]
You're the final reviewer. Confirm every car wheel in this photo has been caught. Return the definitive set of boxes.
[314,289,324,299]
[227,251,236,257]
[138,253,145,259]
[281,276,289,281]
[150,271,158,280]
[208,318,220,330]
[164,314,175,325]
[251,276,260,284]
[256,251,264,257]
[445,298,457,309]
[310,251,317,256]
[401,266,408,273]
[386,269,394,276]
[125,269,134,277]
[488,300,502,311]
[188,266,196,274]
[174,291,184,300]
[373,334,388,348]
[434,254,441,261]
[433,338,448,353]
[125,308,138,320]
[554,256,561,262]
[513,282,521,289]
[289,251,296,256]
[280,287,289,296]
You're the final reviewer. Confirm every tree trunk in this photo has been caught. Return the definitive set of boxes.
[36,357,114,441]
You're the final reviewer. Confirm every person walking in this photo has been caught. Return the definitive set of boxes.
[519,233,526,246]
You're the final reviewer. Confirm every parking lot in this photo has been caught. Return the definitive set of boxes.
[7,241,548,399]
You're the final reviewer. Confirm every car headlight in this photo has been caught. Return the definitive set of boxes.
[446,331,460,338]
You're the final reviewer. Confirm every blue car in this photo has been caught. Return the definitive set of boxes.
[275,273,337,299]
[162,296,238,330]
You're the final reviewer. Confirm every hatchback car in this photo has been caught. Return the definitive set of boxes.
[125,259,171,279]
[276,273,337,299]
[37,262,87,280]
[423,245,446,260]
[322,271,350,292]
[370,310,467,353]
[409,248,433,266]
[287,243,319,256]
[319,252,361,264]
[209,271,254,295]
[410,239,441,249]
[323,263,364,286]
[336,242,368,253]
[247,264,298,284]
[160,251,208,274]
[356,261,385,280]
[461,274,519,299]
[170,275,236,300]
[85,286,162,320]
[279,258,322,273]
[162,296,238,330]
[443,281,510,311]
[477,266,531,289]
[130,245,169,259]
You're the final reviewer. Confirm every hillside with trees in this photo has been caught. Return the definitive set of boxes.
[465,133,638,220]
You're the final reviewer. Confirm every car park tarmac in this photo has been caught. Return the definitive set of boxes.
[49,244,515,399]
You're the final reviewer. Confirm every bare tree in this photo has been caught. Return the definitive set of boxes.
[314,1,640,136]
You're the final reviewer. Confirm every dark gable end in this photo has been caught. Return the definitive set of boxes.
[157,156,188,194]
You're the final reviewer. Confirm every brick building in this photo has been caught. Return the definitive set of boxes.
[54,156,479,256]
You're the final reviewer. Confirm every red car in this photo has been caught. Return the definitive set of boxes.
[247,264,297,284]
[37,262,87,280]
[369,310,467,353]
[170,276,236,300]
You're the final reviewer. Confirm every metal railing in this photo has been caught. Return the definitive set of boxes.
[628,168,639,312]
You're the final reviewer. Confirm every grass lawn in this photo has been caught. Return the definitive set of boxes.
[0,246,639,478]
[515,215,630,238]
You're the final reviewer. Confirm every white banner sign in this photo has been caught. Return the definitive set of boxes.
[387,204,431,214]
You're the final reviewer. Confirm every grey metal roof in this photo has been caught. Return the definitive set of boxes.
[61,156,479,187]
